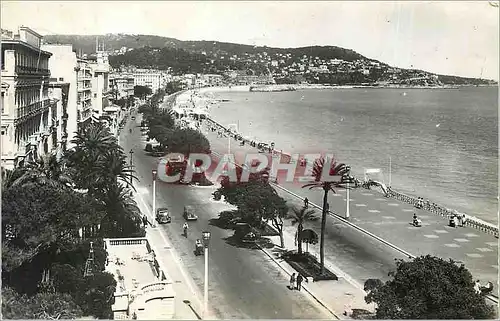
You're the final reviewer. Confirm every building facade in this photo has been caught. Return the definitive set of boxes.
[1,26,58,169]
[40,44,79,149]
[89,51,110,119]
[133,69,162,92]
[77,58,94,125]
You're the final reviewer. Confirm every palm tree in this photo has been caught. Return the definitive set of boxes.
[6,153,73,189]
[287,206,318,255]
[66,123,136,193]
[98,183,142,237]
[302,156,352,274]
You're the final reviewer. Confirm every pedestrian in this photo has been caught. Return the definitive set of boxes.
[290,273,296,290]
[142,215,148,228]
[304,197,309,208]
[325,202,330,212]
[296,274,304,291]
[461,214,467,227]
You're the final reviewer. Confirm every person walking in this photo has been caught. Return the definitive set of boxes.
[296,274,304,291]
[142,215,148,228]
[289,273,296,290]
[304,197,309,208]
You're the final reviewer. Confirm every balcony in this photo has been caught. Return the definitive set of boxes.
[14,99,51,125]
[15,66,50,76]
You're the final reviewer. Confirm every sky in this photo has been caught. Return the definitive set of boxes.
[2,1,499,80]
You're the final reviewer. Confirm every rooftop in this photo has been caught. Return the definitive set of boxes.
[104,238,175,320]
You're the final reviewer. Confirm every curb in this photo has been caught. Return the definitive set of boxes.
[132,184,219,319]
[255,242,341,320]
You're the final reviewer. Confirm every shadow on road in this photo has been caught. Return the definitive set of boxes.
[223,235,275,250]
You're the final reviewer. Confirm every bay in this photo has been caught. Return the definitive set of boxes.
[208,87,498,224]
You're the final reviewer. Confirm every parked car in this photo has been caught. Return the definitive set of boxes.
[156,208,171,224]
[183,206,198,221]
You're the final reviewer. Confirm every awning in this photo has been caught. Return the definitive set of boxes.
[103,106,120,113]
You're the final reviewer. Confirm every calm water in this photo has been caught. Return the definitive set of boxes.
[209,87,499,224]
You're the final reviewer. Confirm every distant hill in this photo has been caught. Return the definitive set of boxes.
[43,33,369,62]
[43,33,496,85]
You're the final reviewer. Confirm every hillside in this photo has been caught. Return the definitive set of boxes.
[43,33,496,85]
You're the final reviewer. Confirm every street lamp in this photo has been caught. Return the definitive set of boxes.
[202,231,211,319]
[152,169,157,227]
[345,166,352,219]
[129,149,134,186]
[227,124,238,155]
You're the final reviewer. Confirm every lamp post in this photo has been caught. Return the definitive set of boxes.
[152,169,157,227]
[202,231,211,319]
[227,123,238,155]
[345,166,351,219]
[129,149,134,186]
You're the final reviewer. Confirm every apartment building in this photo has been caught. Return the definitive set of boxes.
[109,73,134,100]
[133,69,162,91]
[1,26,58,169]
[76,58,94,125]
[89,51,110,118]
[40,44,79,149]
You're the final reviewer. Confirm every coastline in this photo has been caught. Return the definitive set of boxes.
[166,87,498,234]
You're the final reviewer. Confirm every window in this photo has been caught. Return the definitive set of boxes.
[59,77,64,81]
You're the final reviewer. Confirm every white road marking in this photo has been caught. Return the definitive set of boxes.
[382,216,396,219]
[419,215,430,219]
[434,230,449,234]
[360,193,373,196]
[464,233,479,237]
[424,235,439,239]
[368,209,380,213]
[407,226,420,230]
[343,198,355,201]
[454,238,470,243]
[486,242,498,247]
[375,198,387,201]
[466,253,484,258]
[331,194,342,197]
[476,248,493,252]
[402,209,414,212]
[387,203,399,206]
[444,243,460,248]
[355,203,367,207]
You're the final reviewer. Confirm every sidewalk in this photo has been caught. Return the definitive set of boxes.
[260,218,375,319]
[201,124,373,318]
[133,184,212,320]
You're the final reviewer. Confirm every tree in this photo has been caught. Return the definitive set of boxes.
[7,153,73,189]
[134,85,152,99]
[216,170,288,247]
[66,123,135,194]
[365,255,495,319]
[300,229,318,253]
[288,206,318,254]
[2,184,103,274]
[2,286,84,319]
[165,80,183,95]
[302,157,352,275]
[98,182,144,238]
[167,127,211,155]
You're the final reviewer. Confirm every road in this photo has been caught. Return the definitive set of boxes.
[202,121,499,287]
[121,115,332,319]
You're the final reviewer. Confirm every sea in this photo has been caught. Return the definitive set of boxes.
[208,87,499,224]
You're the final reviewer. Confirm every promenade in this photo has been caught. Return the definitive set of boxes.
[201,120,499,289]
[123,114,333,319]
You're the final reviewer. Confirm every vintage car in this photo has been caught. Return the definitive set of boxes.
[183,205,198,221]
[156,208,171,224]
